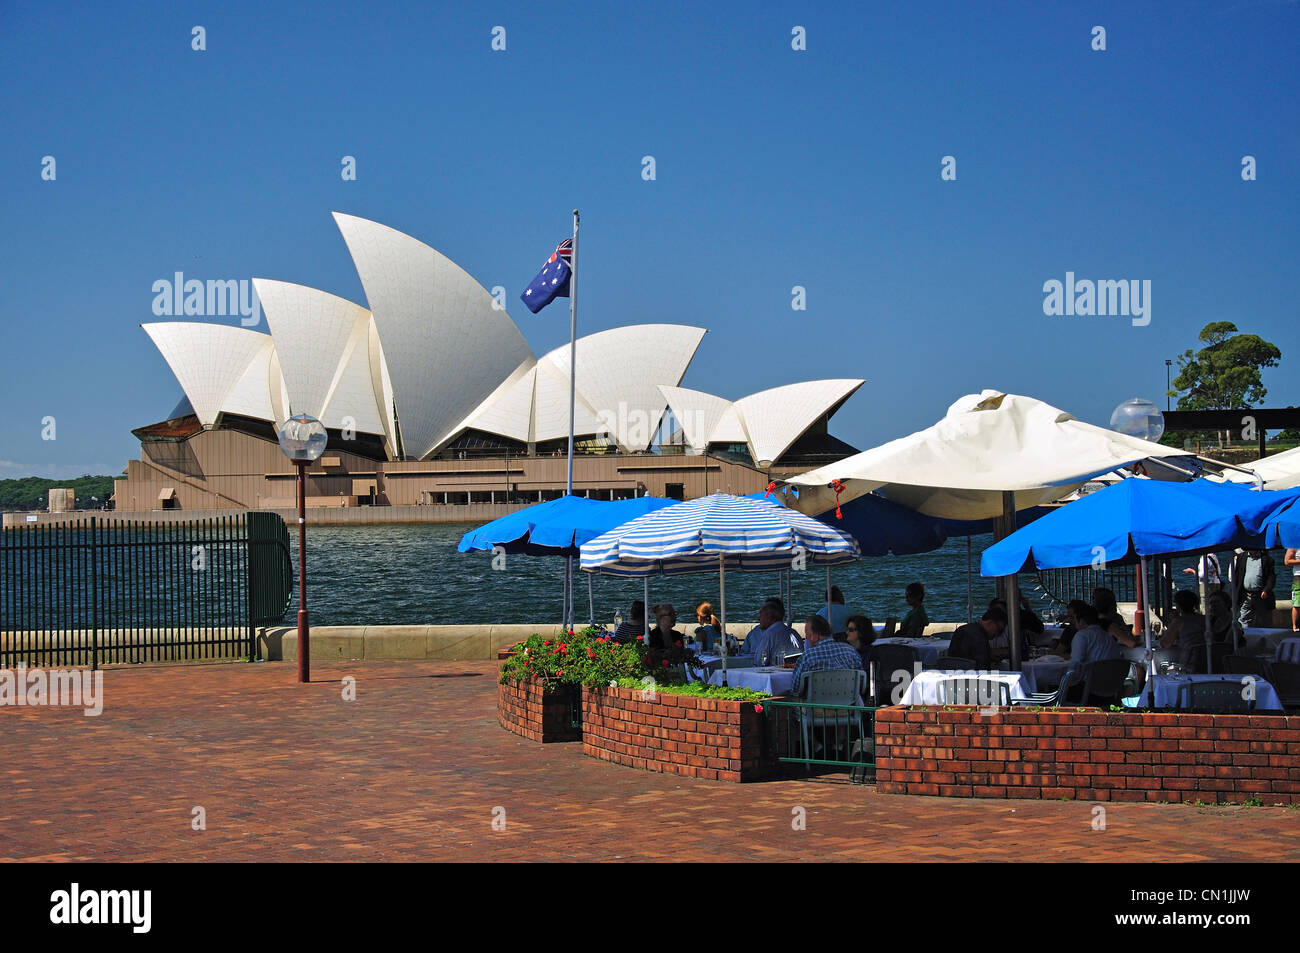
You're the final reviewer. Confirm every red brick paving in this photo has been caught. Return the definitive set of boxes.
[1,660,1297,862]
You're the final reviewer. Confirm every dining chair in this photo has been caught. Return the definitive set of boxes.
[1176,680,1254,714]
[795,669,870,772]
[935,677,1011,707]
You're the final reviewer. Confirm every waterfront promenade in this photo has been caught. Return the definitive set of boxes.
[2,659,1295,862]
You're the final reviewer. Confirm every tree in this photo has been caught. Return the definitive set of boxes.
[1170,321,1281,411]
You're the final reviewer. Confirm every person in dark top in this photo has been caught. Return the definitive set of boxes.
[947,606,1008,670]
[646,604,685,650]
[844,614,875,666]
[612,600,646,643]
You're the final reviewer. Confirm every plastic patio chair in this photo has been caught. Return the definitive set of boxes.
[795,669,869,771]
[1176,679,1254,714]
[873,644,921,705]
[1268,661,1300,708]
[930,655,977,670]
[1013,668,1081,707]
[935,677,1011,707]
[1223,655,1272,681]
[1080,658,1132,707]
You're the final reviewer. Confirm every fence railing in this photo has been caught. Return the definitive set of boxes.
[0,512,292,669]
[764,699,877,781]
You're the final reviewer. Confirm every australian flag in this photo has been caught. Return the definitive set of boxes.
[520,239,573,314]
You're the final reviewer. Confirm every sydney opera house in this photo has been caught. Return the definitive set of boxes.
[114,213,863,513]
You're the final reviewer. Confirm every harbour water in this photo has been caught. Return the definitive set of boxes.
[289,524,1019,627]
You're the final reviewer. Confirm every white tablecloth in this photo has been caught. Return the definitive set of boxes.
[1124,674,1283,711]
[873,636,952,666]
[706,666,795,696]
[1020,656,1071,694]
[898,670,1028,706]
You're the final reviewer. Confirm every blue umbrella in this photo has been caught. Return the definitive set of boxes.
[458,495,680,625]
[1260,491,1300,548]
[980,480,1287,576]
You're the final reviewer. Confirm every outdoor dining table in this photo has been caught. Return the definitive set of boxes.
[705,665,796,696]
[873,636,951,666]
[1243,627,1297,655]
[1277,637,1300,664]
[1123,674,1284,711]
[898,670,1029,706]
[1018,655,1071,694]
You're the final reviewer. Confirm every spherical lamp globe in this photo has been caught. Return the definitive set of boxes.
[1110,398,1165,443]
[277,413,328,462]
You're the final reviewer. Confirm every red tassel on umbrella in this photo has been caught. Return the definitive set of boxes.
[764,481,776,499]
[831,479,845,519]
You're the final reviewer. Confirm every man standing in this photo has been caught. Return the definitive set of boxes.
[946,607,1007,670]
[1232,550,1277,628]
[789,615,864,697]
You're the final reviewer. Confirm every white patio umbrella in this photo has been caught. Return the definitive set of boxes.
[779,390,1202,671]
[781,390,1200,521]
[580,492,861,684]
[1222,445,1300,490]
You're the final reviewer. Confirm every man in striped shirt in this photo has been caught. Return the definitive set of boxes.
[790,614,864,698]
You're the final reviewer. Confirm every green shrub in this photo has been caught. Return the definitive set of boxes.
[499,625,704,691]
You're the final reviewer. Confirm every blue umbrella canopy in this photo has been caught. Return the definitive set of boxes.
[458,495,678,557]
[980,479,1289,576]
[581,491,861,577]
[1260,490,1300,548]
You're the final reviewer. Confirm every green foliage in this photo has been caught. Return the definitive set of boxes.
[499,625,704,692]
[609,678,768,702]
[0,475,118,511]
[1170,321,1282,412]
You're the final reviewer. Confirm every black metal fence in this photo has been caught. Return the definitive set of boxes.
[0,512,292,669]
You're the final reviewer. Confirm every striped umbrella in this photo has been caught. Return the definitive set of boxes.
[580,493,860,682]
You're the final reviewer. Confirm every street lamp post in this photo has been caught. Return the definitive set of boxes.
[1165,359,1172,411]
[277,413,327,683]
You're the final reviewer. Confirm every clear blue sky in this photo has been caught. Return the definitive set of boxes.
[3,0,1297,478]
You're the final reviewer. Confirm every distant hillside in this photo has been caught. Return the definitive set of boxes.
[0,476,118,511]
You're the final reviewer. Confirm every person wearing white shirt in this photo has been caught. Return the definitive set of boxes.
[1182,552,1222,593]
[743,600,803,665]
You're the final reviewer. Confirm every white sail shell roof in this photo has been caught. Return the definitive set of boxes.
[656,385,734,452]
[544,324,705,452]
[332,212,534,458]
[732,379,864,467]
[143,323,275,427]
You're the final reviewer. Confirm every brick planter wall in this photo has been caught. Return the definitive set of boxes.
[875,707,1300,804]
[581,686,784,782]
[497,678,582,743]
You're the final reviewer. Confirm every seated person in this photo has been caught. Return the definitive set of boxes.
[817,585,852,637]
[1062,602,1123,693]
[986,597,1033,661]
[692,601,722,651]
[1050,600,1091,657]
[612,600,646,643]
[1160,589,1205,669]
[1092,587,1137,647]
[844,614,876,666]
[946,606,1007,670]
[790,614,864,698]
[743,599,802,665]
[1207,590,1234,643]
[896,582,929,637]
[1017,594,1045,635]
[647,603,685,651]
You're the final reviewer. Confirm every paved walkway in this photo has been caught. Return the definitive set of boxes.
[2,660,1297,862]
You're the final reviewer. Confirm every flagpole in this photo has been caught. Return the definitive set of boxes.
[565,209,579,629]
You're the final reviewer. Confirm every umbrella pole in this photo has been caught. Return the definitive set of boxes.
[1141,556,1154,686]
[719,554,728,687]
[826,565,832,632]
[966,536,973,625]
[1200,555,1212,674]
[588,571,594,628]
[644,577,649,642]
[1002,491,1023,673]
[562,558,570,631]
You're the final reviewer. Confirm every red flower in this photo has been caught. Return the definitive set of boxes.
[555,669,563,676]
[661,660,669,667]
[636,635,644,642]
[587,650,597,659]
[560,644,567,653]
[753,703,764,714]
[674,640,683,648]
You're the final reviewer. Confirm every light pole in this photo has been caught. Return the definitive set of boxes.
[1165,359,1172,411]
[277,413,327,683]
[1109,398,1166,665]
